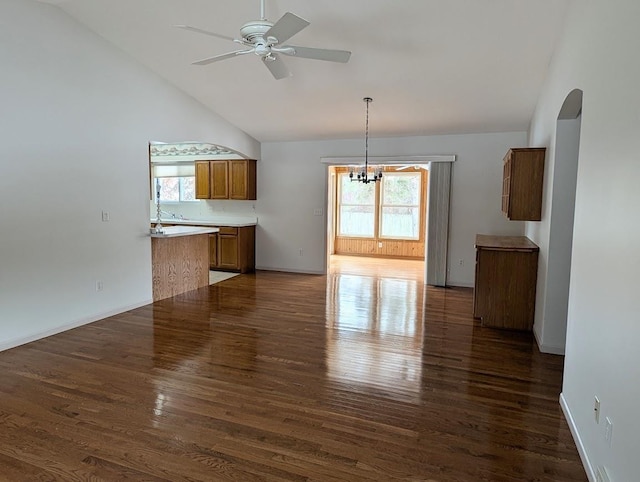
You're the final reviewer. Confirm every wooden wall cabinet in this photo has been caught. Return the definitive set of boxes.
[501,148,546,221]
[209,161,230,199]
[473,234,539,331]
[211,226,255,273]
[195,159,256,200]
[195,161,211,199]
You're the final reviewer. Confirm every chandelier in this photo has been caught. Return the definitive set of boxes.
[350,97,382,184]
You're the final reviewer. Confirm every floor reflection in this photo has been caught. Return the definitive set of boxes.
[325,256,425,400]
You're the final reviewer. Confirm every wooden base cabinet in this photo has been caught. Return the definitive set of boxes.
[473,235,539,331]
[208,233,218,270]
[210,226,255,273]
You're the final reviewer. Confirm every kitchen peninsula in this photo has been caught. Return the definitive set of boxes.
[150,226,219,301]
[151,217,257,274]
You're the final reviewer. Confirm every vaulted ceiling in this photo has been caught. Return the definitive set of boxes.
[41,0,571,142]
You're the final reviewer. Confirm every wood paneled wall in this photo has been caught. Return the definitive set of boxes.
[334,237,425,259]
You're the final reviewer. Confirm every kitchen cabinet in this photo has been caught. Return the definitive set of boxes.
[501,148,545,221]
[211,226,255,273]
[229,160,257,200]
[195,161,212,199]
[208,233,218,270]
[195,159,256,200]
[473,234,539,331]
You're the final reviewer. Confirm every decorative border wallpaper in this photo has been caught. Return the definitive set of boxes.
[150,143,237,158]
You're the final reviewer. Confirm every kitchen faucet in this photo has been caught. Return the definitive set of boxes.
[160,210,186,220]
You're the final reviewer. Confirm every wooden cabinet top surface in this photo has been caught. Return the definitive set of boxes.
[504,147,546,156]
[475,234,539,252]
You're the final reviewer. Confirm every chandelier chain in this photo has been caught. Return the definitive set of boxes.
[365,97,370,168]
[349,96,381,184]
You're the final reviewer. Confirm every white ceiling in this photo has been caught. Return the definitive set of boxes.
[43,0,571,142]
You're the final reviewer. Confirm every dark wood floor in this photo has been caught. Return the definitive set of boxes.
[0,269,586,481]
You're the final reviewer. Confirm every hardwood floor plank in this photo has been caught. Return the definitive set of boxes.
[0,265,586,481]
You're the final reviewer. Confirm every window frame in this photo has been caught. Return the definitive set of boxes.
[336,172,377,238]
[335,167,426,243]
[152,175,198,203]
[378,171,423,241]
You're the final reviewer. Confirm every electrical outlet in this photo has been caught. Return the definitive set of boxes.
[96,280,104,292]
[458,259,464,266]
[313,208,323,216]
[594,396,601,423]
[378,242,383,248]
[101,211,110,222]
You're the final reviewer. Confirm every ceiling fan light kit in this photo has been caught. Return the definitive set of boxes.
[176,0,351,79]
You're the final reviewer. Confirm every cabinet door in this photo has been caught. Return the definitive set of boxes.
[210,161,229,199]
[209,233,218,269]
[501,148,545,221]
[229,160,257,200]
[501,153,512,216]
[218,234,238,270]
[195,161,210,199]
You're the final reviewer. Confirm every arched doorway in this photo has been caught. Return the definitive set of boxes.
[539,89,583,353]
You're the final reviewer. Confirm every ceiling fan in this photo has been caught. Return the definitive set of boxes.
[175,0,351,80]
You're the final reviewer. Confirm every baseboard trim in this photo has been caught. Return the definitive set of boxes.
[0,299,153,353]
[534,328,566,355]
[256,266,325,275]
[560,393,595,482]
[444,281,474,288]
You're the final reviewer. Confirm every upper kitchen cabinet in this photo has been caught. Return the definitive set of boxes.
[195,161,212,198]
[501,148,546,221]
[195,159,256,200]
[229,160,256,200]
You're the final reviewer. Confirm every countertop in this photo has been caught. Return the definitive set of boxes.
[150,226,219,238]
[150,216,257,227]
[475,234,539,251]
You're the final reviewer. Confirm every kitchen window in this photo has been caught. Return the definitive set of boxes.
[152,163,197,202]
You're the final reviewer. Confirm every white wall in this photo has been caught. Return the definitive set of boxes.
[259,131,527,284]
[0,0,259,350]
[528,0,640,479]
[531,116,581,354]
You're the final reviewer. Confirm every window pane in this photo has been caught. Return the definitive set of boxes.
[339,206,375,237]
[180,177,196,201]
[380,206,420,239]
[158,177,179,202]
[340,175,374,205]
[382,174,421,205]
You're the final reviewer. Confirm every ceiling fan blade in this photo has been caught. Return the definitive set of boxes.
[279,45,351,63]
[262,54,291,80]
[265,12,309,44]
[193,49,253,65]
[174,25,236,43]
